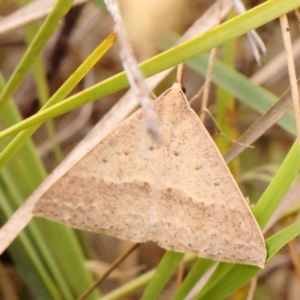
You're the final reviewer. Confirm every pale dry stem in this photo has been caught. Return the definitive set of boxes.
[232,0,266,64]
[78,243,140,300]
[104,0,162,143]
[200,47,217,123]
[223,84,296,164]
[280,14,300,153]
[246,278,257,300]
[176,259,185,290]
[176,63,185,86]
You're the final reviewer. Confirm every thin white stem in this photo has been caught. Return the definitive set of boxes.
[233,0,266,64]
[104,0,162,142]
[246,278,257,300]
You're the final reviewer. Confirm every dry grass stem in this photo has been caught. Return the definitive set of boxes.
[78,243,140,300]
[280,14,300,151]
[246,278,257,300]
[200,47,217,123]
[251,37,300,86]
[176,63,185,86]
[176,259,185,290]
[223,85,296,164]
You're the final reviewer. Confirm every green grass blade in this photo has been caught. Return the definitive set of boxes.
[101,270,156,300]
[253,140,300,228]
[195,263,252,300]
[266,221,300,260]
[23,17,63,163]
[0,74,47,193]
[0,188,61,299]
[0,0,299,137]
[0,165,74,299]
[36,221,99,299]
[100,254,195,300]
[0,76,99,298]
[0,33,116,170]
[0,0,73,108]
[172,259,215,300]
[140,252,184,300]
[0,72,74,297]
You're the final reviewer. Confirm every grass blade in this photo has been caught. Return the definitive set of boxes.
[0,0,73,108]
[172,259,215,300]
[0,0,299,137]
[140,252,184,300]
[0,33,116,169]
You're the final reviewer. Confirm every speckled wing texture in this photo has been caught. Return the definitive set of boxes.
[33,83,266,268]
